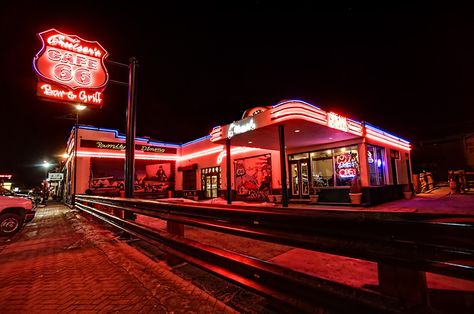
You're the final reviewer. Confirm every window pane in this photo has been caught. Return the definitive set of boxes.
[311,158,334,187]
[367,145,385,186]
[289,153,309,160]
[291,163,299,195]
[311,150,332,159]
[301,162,309,195]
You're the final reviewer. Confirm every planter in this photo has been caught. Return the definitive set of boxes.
[349,193,362,205]
[309,195,319,204]
[268,195,282,203]
[449,180,457,194]
[403,191,413,200]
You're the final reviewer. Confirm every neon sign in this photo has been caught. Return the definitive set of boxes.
[33,29,109,108]
[227,118,256,138]
[335,152,359,178]
[80,140,177,154]
[327,112,348,132]
[37,83,103,105]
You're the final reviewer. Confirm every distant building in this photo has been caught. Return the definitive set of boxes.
[411,133,474,181]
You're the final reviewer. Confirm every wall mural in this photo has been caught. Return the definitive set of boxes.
[88,159,174,195]
[234,154,272,201]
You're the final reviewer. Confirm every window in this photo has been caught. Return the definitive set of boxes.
[182,170,196,191]
[334,146,359,186]
[390,149,400,185]
[307,145,360,187]
[310,150,333,187]
[367,145,386,185]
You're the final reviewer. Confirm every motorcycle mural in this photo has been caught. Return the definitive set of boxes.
[234,154,272,201]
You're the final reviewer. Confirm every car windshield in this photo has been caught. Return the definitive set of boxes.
[0,186,14,196]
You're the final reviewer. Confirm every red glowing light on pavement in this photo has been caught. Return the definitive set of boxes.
[33,29,109,107]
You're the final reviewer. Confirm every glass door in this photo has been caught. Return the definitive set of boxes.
[204,175,217,198]
[201,166,221,199]
[289,160,310,198]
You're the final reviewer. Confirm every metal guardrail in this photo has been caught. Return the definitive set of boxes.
[75,195,474,313]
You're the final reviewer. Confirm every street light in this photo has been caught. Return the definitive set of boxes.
[72,104,86,206]
[41,160,52,205]
[42,160,51,179]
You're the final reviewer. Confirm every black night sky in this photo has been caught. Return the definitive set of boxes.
[1,2,473,187]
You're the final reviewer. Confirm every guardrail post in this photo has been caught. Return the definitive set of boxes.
[166,221,184,266]
[378,263,429,307]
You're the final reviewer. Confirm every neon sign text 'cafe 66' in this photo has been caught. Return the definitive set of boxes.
[33,29,109,108]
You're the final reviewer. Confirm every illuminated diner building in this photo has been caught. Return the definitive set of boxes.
[64,99,412,206]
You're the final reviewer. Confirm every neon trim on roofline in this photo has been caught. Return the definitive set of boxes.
[77,151,179,160]
[272,99,410,144]
[76,125,180,147]
[365,124,410,144]
[76,145,262,162]
[274,99,323,111]
[216,147,263,164]
[182,135,212,146]
[210,126,223,142]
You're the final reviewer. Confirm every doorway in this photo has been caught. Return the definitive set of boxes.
[289,159,310,199]
[201,167,220,199]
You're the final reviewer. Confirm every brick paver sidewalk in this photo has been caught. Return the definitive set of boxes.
[0,203,239,313]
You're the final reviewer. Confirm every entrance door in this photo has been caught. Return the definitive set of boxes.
[201,166,221,199]
[289,160,310,199]
[204,175,218,198]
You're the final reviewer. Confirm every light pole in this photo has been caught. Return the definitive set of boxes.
[72,104,86,206]
[41,160,51,205]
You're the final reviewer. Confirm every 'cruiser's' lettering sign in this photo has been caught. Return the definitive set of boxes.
[227,118,256,138]
[33,29,109,108]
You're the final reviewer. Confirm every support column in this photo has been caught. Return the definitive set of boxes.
[226,139,232,205]
[278,125,288,207]
[359,141,370,187]
[124,57,138,220]
[72,122,78,206]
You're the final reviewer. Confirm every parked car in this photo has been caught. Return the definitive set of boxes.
[0,187,36,236]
